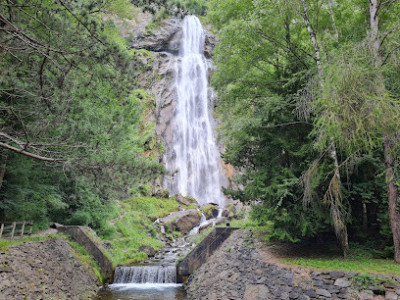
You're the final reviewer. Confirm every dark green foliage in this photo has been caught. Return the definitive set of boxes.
[207,0,400,256]
[0,0,164,231]
[68,211,92,226]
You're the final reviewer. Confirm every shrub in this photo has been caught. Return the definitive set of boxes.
[68,211,92,226]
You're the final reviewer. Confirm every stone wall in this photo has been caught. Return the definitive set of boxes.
[187,230,400,300]
[177,227,237,282]
[58,226,114,281]
[0,237,99,299]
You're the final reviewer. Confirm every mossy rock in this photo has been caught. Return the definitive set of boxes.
[154,189,170,198]
[184,196,198,204]
[203,204,218,219]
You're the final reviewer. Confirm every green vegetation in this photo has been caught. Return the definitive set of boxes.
[283,257,399,276]
[187,227,213,245]
[0,0,165,234]
[208,0,400,262]
[351,274,399,291]
[63,235,104,284]
[0,235,56,251]
[102,197,181,266]
[173,0,208,15]
[0,233,104,283]
[203,204,215,218]
[1,0,400,287]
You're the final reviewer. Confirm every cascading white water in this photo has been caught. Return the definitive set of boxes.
[164,16,225,206]
[113,266,177,284]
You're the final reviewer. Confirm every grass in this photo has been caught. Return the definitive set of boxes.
[187,227,213,245]
[282,257,399,275]
[0,235,56,250]
[279,242,399,276]
[225,213,399,276]
[62,234,104,284]
[104,196,182,266]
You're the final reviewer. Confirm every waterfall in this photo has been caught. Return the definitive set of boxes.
[164,16,225,206]
[113,266,177,284]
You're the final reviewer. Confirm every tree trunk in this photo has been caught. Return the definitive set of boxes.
[329,142,349,258]
[0,152,7,223]
[326,0,339,42]
[383,139,400,263]
[301,0,349,257]
[362,200,368,233]
[0,152,8,191]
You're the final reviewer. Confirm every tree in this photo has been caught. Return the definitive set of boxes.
[0,0,164,227]
[207,0,400,261]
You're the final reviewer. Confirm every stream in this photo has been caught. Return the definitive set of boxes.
[96,239,192,299]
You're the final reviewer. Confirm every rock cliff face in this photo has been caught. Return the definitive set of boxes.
[130,15,182,161]
[128,13,226,193]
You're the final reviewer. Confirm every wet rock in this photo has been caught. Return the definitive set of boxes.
[202,204,219,220]
[130,16,182,54]
[160,209,201,233]
[204,31,216,59]
[138,245,157,257]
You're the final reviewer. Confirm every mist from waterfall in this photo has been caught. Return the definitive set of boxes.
[164,16,225,206]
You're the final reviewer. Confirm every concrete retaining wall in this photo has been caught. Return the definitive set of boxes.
[177,227,237,282]
[58,226,114,280]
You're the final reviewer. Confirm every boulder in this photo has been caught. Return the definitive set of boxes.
[174,194,191,206]
[174,194,199,207]
[153,188,170,198]
[334,277,352,288]
[385,291,398,300]
[138,245,157,257]
[243,284,270,300]
[202,204,219,220]
[316,289,331,298]
[160,209,201,234]
[359,290,374,300]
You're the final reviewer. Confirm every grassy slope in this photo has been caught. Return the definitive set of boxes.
[103,196,184,266]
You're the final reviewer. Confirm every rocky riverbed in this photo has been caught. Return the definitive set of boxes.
[0,237,98,299]
[186,230,400,300]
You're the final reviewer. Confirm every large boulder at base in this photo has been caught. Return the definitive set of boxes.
[160,209,201,234]
[138,245,157,257]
